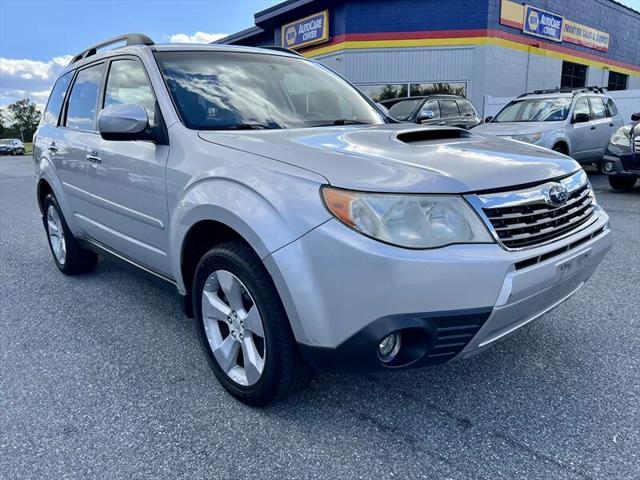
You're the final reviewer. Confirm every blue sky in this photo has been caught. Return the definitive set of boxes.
[0,0,279,108]
[1,0,638,109]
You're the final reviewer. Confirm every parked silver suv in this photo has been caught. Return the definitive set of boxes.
[34,34,612,405]
[473,88,624,168]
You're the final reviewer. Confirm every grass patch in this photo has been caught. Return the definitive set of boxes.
[24,142,33,154]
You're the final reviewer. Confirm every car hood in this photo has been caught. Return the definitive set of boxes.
[472,121,560,136]
[198,124,579,193]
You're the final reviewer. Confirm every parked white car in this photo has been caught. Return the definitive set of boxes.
[473,88,624,169]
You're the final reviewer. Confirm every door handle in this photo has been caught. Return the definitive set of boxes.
[590,126,597,130]
[86,154,102,164]
[609,123,614,127]
[437,121,446,125]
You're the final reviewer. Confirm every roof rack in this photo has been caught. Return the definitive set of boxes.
[260,46,302,56]
[70,33,154,65]
[518,85,607,97]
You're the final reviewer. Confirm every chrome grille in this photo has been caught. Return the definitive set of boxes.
[634,133,640,153]
[470,171,598,250]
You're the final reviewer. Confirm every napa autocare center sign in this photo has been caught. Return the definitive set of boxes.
[522,5,564,42]
[282,10,329,50]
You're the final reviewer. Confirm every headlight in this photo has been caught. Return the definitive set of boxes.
[610,125,631,147]
[322,187,493,248]
[503,132,542,144]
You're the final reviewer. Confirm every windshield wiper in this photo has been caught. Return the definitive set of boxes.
[311,119,371,127]
[232,123,281,130]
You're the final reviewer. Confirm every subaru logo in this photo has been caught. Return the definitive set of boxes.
[547,184,568,206]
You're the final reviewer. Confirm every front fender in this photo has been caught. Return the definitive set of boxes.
[170,175,330,294]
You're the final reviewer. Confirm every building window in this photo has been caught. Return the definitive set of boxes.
[410,82,467,97]
[357,82,467,102]
[561,61,587,89]
[607,71,628,91]
[357,84,408,102]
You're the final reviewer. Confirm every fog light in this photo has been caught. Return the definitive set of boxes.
[603,161,615,173]
[378,333,401,363]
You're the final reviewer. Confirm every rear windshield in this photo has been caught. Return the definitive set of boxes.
[388,99,422,121]
[493,97,572,122]
[155,51,384,130]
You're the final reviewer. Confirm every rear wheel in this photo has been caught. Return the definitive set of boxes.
[608,175,637,191]
[43,194,98,275]
[193,241,311,406]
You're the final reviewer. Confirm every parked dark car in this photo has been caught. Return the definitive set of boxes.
[602,112,640,190]
[380,95,481,129]
[0,138,25,155]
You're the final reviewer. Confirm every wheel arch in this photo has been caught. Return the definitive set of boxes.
[170,176,329,295]
[552,137,570,155]
[37,178,54,214]
[179,217,258,300]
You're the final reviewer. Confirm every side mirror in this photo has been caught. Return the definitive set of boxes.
[631,112,640,122]
[376,103,389,114]
[98,104,151,141]
[572,112,590,124]
[417,110,435,123]
[484,116,493,123]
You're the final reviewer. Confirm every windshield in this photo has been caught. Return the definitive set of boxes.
[387,99,422,121]
[0,140,13,145]
[493,97,572,122]
[155,51,384,130]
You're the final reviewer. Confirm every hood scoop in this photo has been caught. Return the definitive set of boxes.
[395,128,472,145]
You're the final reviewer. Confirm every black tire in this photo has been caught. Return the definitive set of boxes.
[552,143,568,155]
[43,194,98,275]
[608,175,637,191]
[193,241,311,406]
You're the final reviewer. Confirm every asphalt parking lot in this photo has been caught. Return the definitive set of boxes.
[1,154,639,479]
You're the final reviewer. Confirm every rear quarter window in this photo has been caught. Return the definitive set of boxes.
[43,71,73,126]
[457,100,476,116]
[439,99,460,118]
[605,98,618,117]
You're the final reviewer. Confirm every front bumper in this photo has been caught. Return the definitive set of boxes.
[265,208,611,372]
[602,144,640,175]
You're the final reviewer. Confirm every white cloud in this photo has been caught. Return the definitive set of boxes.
[168,32,228,44]
[52,55,73,67]
[0,58,55,80]
[0,54,70,108]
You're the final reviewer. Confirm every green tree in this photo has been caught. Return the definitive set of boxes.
[6,98,41,142]
[0,109,7,138]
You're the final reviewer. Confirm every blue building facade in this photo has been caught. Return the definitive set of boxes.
[219,0,640,113]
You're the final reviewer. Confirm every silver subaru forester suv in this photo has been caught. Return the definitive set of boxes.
[34,34,612,405]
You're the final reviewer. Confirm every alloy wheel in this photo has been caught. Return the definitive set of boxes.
[46,205,66,265]
[201,270,266,386]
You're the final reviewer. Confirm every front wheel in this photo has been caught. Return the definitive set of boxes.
[193,241,311,406]
[608,175,637,191]
[43,194,98,275]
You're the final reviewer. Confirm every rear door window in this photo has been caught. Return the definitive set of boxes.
[439,99,460,118]
[65,63,105,131]
[589,97,607,119]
